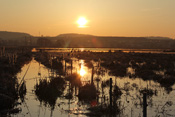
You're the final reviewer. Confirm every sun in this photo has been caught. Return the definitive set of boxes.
[77,17,88,28]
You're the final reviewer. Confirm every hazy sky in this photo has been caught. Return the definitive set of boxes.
[0,0,175,38]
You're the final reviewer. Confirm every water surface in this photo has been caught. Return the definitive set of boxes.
[15,50,175,117]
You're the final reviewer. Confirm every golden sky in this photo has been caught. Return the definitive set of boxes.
[0,0,175,38]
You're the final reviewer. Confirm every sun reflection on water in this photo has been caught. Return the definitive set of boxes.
[79,60,86,77]
[80,68,86,76]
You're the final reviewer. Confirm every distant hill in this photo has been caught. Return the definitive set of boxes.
[0,31,32,40]
[146,36,172,40]
[0,31,36,46]
[0,31,175,49]
[57,33,94,37]
[44,33,175,49]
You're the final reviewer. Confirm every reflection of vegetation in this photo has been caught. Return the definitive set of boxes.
[101,61,128,77]
[65,73,82,87]
[19,82,27,102]
[102,79,110,87]
[52,58,64,75]
[113,85,122,100]
[139,88,157,97]
[84,60,93,68]
[35,77,66,108]
[35,52,64,75]
[78,84,97,101]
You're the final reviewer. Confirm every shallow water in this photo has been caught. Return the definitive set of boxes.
[14,56,175,117]
[16,59,86,117]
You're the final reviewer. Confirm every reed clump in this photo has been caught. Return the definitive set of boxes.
[35,77,66,108]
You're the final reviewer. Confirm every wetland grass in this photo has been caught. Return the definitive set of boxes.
[0,47,32,115]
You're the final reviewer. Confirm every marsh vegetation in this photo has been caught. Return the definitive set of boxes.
[1,47,175,116]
